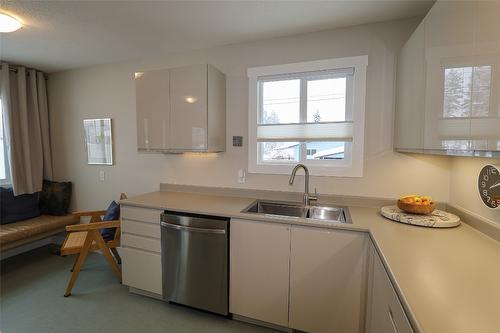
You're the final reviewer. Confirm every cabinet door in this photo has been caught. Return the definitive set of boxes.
[206,65,226,151]
[121,247,162,295]
[395,23,425,150]
[473,1,500,151]
[289,226,368,333]
[423,1,476,150]
[170,64,208,150]
[366,247,414,333]
[135,69,170,150]
[229,219,290,327]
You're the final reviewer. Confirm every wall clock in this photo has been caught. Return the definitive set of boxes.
[478,164,500,209]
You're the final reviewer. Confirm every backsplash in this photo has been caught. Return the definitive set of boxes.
[449,157,500,225]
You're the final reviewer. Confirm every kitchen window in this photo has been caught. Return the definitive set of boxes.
[247,56,367,177]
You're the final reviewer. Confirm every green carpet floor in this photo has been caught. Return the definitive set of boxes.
[0,245,276,333]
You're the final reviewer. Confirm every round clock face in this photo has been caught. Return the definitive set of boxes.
[478,164,500,209]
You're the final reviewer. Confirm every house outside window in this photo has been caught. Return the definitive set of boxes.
[247,56,368,177]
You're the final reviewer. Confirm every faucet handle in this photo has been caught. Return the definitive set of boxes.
[309,188,319,204]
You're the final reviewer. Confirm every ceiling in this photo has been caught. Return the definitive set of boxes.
[0,1,434,73]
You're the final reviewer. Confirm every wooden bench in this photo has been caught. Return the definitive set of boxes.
[0,214,79,258]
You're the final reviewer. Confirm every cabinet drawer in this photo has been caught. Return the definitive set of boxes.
[121,205,162,224]
[122,247,162,295]
[122,233,161,253]
[122,219,160,239]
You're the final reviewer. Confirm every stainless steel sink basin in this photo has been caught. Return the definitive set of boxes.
[243,200,307,218]
[241,200,351,224]
[307,206,345,221]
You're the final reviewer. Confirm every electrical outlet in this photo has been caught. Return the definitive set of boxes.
[99,170,105,182]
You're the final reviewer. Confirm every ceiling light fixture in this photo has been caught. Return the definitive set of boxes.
[0,12,22,33]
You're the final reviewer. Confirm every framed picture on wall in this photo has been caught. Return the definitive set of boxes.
[83,118,114,165]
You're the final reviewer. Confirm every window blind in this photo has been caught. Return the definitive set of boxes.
[257,121,353,142]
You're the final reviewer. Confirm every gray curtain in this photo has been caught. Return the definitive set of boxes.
[0,63,53,195]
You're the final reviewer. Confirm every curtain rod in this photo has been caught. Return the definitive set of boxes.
[8,65,49,80]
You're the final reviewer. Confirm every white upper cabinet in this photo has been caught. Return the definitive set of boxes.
[395,0,500,156]
[170,64,208,150]
[135,64,226,152]
[423,1,475,151]
[395,23,426,150]
[473,1,500,153]
[135,69,171,150]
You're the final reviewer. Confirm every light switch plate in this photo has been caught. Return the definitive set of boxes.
[233,136,243,147]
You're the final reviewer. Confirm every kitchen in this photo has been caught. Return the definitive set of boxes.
[0,1,499,333]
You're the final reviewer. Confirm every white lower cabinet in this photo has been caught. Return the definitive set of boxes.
[120,205,163,296]
[289,225,368,333]
[229,219,290,327]
[229,219,369,332]
[121,247,162,295]
[366,245,414,333]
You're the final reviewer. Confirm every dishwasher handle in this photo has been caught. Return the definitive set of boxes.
[160,221,226,234]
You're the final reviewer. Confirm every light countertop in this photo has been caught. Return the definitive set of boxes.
[121,190,500,333]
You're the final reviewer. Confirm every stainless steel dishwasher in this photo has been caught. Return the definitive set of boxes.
[160,210,229,316]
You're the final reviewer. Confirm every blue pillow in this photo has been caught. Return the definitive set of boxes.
[101,200,120,241]
[0,187,41,225]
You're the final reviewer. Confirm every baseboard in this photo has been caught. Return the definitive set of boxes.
[128,286,163,300]
[232,314,293,333]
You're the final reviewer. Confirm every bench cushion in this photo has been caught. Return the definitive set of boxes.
[0,187,40,225]
[0,214,78,248]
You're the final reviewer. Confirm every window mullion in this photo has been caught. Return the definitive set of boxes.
[300,78,307,123]
[299,78,307,162]
[300,142,307,163]
[258,81,263,124]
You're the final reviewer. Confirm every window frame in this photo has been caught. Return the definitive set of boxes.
[248,56,368,177]
[0,98,11,186]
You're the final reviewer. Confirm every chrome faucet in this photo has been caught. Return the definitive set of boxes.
[289,164,318,205]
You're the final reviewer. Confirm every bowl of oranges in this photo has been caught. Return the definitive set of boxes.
[397,195,436,215]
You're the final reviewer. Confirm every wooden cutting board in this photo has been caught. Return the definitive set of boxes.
[380,205,461,228]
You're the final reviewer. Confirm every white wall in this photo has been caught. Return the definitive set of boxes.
[48,18,452,211]
[449,157,500,225]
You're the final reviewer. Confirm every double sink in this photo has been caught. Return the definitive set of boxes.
[241,200,352,224]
